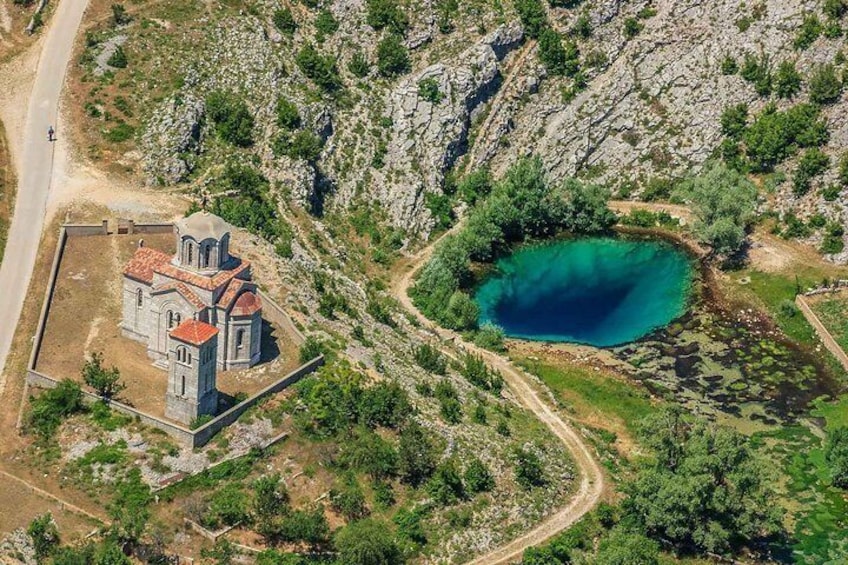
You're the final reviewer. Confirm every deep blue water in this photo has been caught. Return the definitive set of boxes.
[474,238,693,347]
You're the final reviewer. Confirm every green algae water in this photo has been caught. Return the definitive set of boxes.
[475,238,693,347]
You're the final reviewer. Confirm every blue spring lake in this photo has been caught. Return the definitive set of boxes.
[474,237,693,347]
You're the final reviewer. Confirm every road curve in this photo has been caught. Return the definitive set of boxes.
[0,0,89,382]
[390,234,606,565]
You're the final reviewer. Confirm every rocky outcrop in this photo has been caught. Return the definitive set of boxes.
[141,93,204,186]
[366,23,524,231]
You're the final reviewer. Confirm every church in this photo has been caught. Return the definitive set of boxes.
[120,211,263,424]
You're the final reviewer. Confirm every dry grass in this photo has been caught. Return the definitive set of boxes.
[36,232,301,421]
[0,474,98,538]
[0,119,12,263]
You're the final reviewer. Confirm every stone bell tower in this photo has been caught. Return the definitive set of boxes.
[165,320,219,425]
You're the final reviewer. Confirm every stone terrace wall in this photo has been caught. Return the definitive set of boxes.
[23,221,322,448]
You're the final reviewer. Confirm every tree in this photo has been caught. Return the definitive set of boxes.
[334,519,403,565]
[413,343,447,374]
[673,161,757,255]
[538,29,579,77]
[558,178,617,233]
[623,408,781,554]
[445,291,479,330]
[28,379,85,438]
[720,103,748,138]
[27,514,59,560]
[398,421,438,486]
[339,427,398,480]
[774,60,802,98]
[825,427,848,487]
[376,34,410,77]
[206,91,254,147]
[808,63,843,104]
[515,0,548,38]
[299,336,324,363]
[330,479,369,520]
[111,4,131,26]
[107,46,128,69]
[743,103,828,171]
[82,352,125,398]
[593,528,660,565]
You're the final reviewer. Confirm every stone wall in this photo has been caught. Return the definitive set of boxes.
[25,221,323,448]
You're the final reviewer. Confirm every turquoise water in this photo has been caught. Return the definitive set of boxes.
[474,238,693,347]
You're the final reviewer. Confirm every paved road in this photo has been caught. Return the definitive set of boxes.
[390,232,605,565]
[0,0,89,382]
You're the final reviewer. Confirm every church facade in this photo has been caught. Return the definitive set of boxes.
[120,212,263,423]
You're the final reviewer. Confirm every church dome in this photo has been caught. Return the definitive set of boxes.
[177,212,231,241]
[232,291,261,316]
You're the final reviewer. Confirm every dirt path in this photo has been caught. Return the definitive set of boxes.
[608,199,693,223]
[390,238,605,565]
[0,0,90,390]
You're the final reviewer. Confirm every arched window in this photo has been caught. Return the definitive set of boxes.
[236,329,245,349]
[167,310,174,329]
[203,245,211,268]
[187,242,194,265]
[177,346,187,363]
[136,288,143,308]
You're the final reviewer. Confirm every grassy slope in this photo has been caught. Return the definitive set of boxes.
[0,120,13,263]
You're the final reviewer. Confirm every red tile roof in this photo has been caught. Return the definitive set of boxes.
[170,319,219,346]
[153,258,251,291]
[152,282,206,310]
[124,247,171,284]
[231,291,261,317]
[216,279,247,309]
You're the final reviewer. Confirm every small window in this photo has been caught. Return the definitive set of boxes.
[203,245,211,268]
[167,310,174,329]
[174,313,182,327]
[181,375,186,396]
[187,243,194,265]
[136,288,143,308]
[236,329,245,349]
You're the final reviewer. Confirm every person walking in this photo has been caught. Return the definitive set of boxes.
[47,125,55,142]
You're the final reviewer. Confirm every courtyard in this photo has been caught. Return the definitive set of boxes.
[35,231,301,423]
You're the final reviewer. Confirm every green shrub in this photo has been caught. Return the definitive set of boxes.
[435,379,462,424]
[105,122,135,143]
[473,323,506,352]
[28,380,85,438]
[458,352,504,393]
[743,103,828,172]
[822,184,842,201]
[314,9,339,40]
[274,130,323,162]
[376,34,410,77]
[111,4,131,26]
[330,479,369,520]
[27,514,59,559]
[366,0,409,33]
[809,63,843,104]
[273,8,297,34]
[720,55,738,75]
[82,352,125,398]
[275,97,301,130]
[206,91,254,147]
[334,519,403,565]
[720,103,748,138]
[295,43,342,91]
[513,446,546,488]
[107,45,127,68]
[740,52,772,96]
[822,222,845,254]
[205,484,249,528]
[774,60,802,98]
[794,13,822,50]
[210,165,285,240]
[515,0,548,38]
[457,168,492,205]
[623,17,643,39]
[793,147,830,196]
[418,77,443,103]
[538,29,580,77]
[398,421,438,486]
[825,0,848,19]
[425,191,454,230]
[427,459,465,505]
[413,343,447,374]
[464,458,495,493]
[826,427,848,487]
[348,51,370,77]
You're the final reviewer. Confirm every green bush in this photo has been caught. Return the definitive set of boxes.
[273,8,297,35]
[27,514,59,559]
[794,13,822,50]
[427,459,466,505]
[826,427,848,487]
[104,122,135,143]
[513,446,546,488]
[314,9,339,40]
[210,165,284,240]
[376,35,410,77]
[457,168,492,205]
[275,97,301,130]
[473,323,506,352]
[538,29,580,77]
[107,45,128,68]
[720,55,738,75]
[720,103,748,138]
[205,484,249,529]
[330,479,369,520]
[334,519,403,565]
[458,352,504,393]
[348,51,370,77]
[464,458,495,493]
[809,63,843,104]
[740,52,772,96]
[398,421,438,486]
[206,91,254,147]
[274,130,324,162]
[418,77,443,103]
[111,4,131,26]
[822,221,845,254]
[413,343,447,374]
[296,44,342,91]
[623,17,643,39]
[515,0,548,38]
[435,379,462,424]
[743,103,828,172]
[299,336,324,363]
[28,379,85,438]
[365,0,409,33]
[793,147,830,196]
[774,60,802,98]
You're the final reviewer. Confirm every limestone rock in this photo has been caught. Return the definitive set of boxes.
[141,93,204,186]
